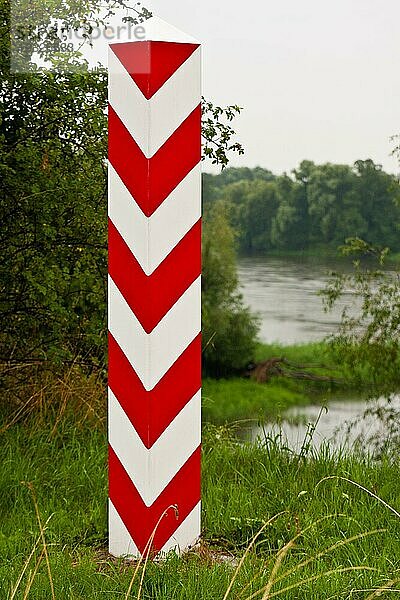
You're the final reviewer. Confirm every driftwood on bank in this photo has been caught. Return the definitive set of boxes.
[244,357,344,385]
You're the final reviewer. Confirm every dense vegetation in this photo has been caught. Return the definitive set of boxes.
[202,204,258,376]
[0,0,255,379]
[203,160,400,254]
[1,413,399,599]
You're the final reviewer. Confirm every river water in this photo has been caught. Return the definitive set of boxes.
[237,255,358,345]
[237,254,399,451]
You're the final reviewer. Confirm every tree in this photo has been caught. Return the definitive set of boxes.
[353,159,400,251]
[0,64,109,366]
[305,163,364,246]
[202,203,259,376]
[0,0,253,376]
[271,174,308,250]
[242,180,280,252]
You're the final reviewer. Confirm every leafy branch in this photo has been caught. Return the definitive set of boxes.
[202,98,244,168]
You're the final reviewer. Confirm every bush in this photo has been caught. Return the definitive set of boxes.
[202,202,259,376]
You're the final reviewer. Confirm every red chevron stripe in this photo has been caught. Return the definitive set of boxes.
[108,333,201,448]
[108,104,201,217]
[109,445,201,555]
[109,218,201,333]
[110,41,199,99]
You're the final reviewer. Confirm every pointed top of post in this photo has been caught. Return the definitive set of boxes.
[109,16,200,99]
[141,16,199,45]
[109,15,199,47]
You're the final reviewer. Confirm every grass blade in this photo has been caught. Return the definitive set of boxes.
[317,476,400,519]
[261,539,295,599]
[364,579,400,599]
[22,549,45,600]
[23,482,55,600]
[244,566,375,600]
[124,504,179,600]
[223,512,287,600]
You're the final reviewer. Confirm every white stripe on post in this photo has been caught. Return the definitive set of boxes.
[109,47,201,157]
[109,389,201,507]
[108,17,202,558]
[109,275,201,390]
[108,164,201,275]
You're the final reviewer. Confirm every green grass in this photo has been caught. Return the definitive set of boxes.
[1,415,399,599]
[204,340,400,426]
[253,341,337,365]
[203,342,349,425]
[203,378,311,425]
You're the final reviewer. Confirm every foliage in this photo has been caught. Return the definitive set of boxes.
[321,238,400,452]
[201,99,244,168]
[0,71,109,365]
[391,133,400,164]
[10,0,152,72]
[203,160,400,254]
[202,203,259,376]
[0,0,252,375]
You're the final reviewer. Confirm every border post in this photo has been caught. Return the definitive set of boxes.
[107,17,202,558]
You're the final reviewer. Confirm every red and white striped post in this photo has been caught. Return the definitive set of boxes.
[107,17,202,558]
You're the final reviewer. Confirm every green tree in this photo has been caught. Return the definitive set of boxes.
[321,157,400,451]
[0,69,109,365]
[271,174,308,250]
[353,159,400,251]
[201,160,400,255]
[202,203,259,376]
[0,0,254,376]
[220,180,252,248]
[214,166,275,187]
[242,180,280,252]
[305,163,364,246]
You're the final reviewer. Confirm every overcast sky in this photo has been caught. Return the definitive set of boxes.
[142,0,399,175]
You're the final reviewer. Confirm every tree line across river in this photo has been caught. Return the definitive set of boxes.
[203,159,400,254]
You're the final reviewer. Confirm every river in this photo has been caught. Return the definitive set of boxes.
[237,254,399,451]
[237,254,359,345]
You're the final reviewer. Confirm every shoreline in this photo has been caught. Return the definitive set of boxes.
[238,248,400,265]
[203,340,400,426]
[203,341,347,425]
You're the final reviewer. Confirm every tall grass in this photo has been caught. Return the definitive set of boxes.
[1,410,399,599]
[1,349,399,599]
[2,339,397,433]
[0,363,106,432]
